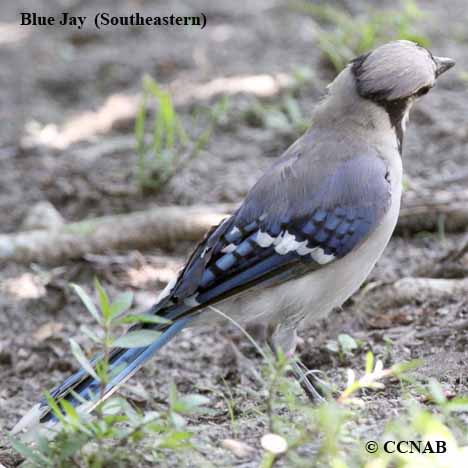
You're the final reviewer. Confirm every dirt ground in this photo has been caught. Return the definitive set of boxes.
[1,0,468,466]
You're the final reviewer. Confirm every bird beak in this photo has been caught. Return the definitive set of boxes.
[434,56,456,77]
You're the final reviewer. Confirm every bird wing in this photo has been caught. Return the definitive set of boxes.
[157,135,392,321]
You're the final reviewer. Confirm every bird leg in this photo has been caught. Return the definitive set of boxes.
[291,359,329,402]
[267,324,329,402]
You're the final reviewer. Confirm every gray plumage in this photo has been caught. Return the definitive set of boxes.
[352,40,437,101]
[13,41,455,436]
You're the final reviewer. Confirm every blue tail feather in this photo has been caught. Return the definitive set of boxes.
[40,312,194,423]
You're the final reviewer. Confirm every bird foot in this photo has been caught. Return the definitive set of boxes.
[291,360,330,403]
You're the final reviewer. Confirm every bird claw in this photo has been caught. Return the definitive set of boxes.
[292,360,330,403]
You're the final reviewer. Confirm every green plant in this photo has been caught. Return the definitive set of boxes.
[244,93,309,138]
[294,0,430,72]
[326,333,362,363]
[459,71,468,84]
[241,65,314,140]
[11,279,210,467]
[257,351,468,467]
[11,283,468,467]
[135,75,228,191]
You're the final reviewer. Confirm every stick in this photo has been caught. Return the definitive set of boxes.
[397,189,468,235]
[0,204,235,264]
[2,189,468,264]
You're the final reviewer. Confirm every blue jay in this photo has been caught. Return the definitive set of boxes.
[14,41,454,434]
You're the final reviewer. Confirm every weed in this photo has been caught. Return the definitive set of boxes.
[294,0,430,72]
[241,65,315,143]
[258,351,468,467]
[11,279,210,467]
[135,75,228,191]
[11,282,468,467]
[459,71,468,84]
[326,333,362,363]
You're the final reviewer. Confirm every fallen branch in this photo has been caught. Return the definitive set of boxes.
[416,318,468,339]
[390,277,468,304]
[2,188,468,264]
[361,277,468,310]
[0,204,235,264]
[397,189,468,234]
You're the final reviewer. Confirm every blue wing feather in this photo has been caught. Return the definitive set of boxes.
[161,152,391,316]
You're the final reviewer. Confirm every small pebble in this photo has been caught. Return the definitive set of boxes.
[261,433,288,454]
[222,438,255,458]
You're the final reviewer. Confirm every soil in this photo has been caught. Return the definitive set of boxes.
[1,0,468,466]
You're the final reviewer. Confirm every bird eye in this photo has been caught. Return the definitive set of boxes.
[416,85,432,97]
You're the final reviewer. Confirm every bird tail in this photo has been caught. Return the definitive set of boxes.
[12,304,194,437]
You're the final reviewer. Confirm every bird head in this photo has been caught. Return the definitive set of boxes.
[351,40,455,102]
[321,40,455,153]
